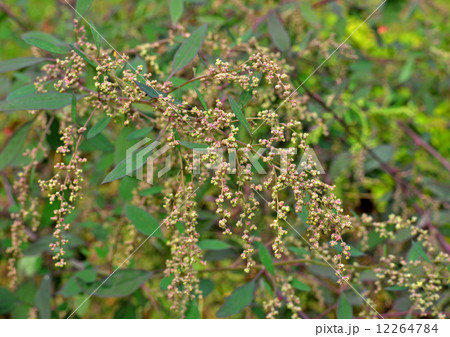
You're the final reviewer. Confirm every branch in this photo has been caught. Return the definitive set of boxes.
[0,2,30,30]
[397,121,450,172]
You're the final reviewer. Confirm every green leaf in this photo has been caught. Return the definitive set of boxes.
[198,239,231,250]
[88,20,101,51]
[126,57,148,74]
[399,56,415,83]
[7,83,37,100]
[71,94,77,124]
[267,12,290,52]
[160,274,174,290]
[216,281,255,317]
[287,246,309,257]
[199,279,215,297]
[15,281,36,306]
[76,0,93,15]
[178,140,209,149]
[0,92,80,112]
[337,294,353,319]
[70,44,97,67]
[24,234,84,256]
[118,176,139,201]
[240,27,253,43]
[329,152,352,180]
[298,2,319,26]
[59,269,97,297]
[228,95,252,136]
[35,275,51,319]
[258,244,274,275]
[125,205,163,239]
[0,121,32,170]
[204,248,238,262]
[239,90,252,107]
[126,127,154,141]
[0,57,46,73]
[75,269,97,282]
[334,244,365,257]
[114,302,136,318]
[385,285,408,291]
[262,279,273,297]
[291,279,311,292]
[80,269,152,298]
[87,116,111,139]
[0,287,16,314]
[195,88,208,110]
[135,80,166,99]
[102,140,157,184]
[139,185,164,196]
[171,24,207,76]
[185,300,200,318]
[170,0,184,25]
[22,32,69,54]
[408,241,431,263]
[102,158,128,184]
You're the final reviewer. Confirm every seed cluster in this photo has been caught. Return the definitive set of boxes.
[6,17,447,319]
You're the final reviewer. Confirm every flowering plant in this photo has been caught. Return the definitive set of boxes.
[0,0,448,319]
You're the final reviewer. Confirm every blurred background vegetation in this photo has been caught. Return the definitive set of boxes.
[0,0,449,318]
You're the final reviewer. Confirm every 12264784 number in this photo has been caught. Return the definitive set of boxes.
[376,324,438,334]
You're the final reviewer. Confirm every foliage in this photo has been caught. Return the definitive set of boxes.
[0,0,449,319]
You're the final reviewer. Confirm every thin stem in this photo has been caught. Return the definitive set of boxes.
[397,121,450,172]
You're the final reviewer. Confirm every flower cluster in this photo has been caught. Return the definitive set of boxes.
[38,121,87,267]
[351,214,449,318]
[8,14,447,320]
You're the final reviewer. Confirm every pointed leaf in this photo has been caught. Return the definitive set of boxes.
[334,244,365,257]
[178,140,209,149]
[139,185,164,196]
[7,83,37,100]
[0,93,80,112]
[102,141,156,184]
[291,279,311,292]
[239,90,252,107]
[35,275,51,319]
[216,281,255,317]
[87,116,111,139]
[195,88,208,110]
[0,121,32,170]
[228,95,252,136]
[198,239,231,251]
[170,0,184,25]
[71,94,77,124]
[160,274,174,290]
[135,80,166,99]
[298,2,319,25]
[125,205,163,239]
[186,300,200,318]
[76,0,93,15]
[89,20,101,51]
[22,32,69,54]
[0,287,16,314]
[171,24,207,76]
[126,127,154,141]
[199,279,215,297]
[0,57,46,73]
[70,44,97,67]
[337,294,353,319]
[267,12,290,52]
[80,269,152,298]
[258,244,274,275]
[102,158,128,184]
[408,241,431,263]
